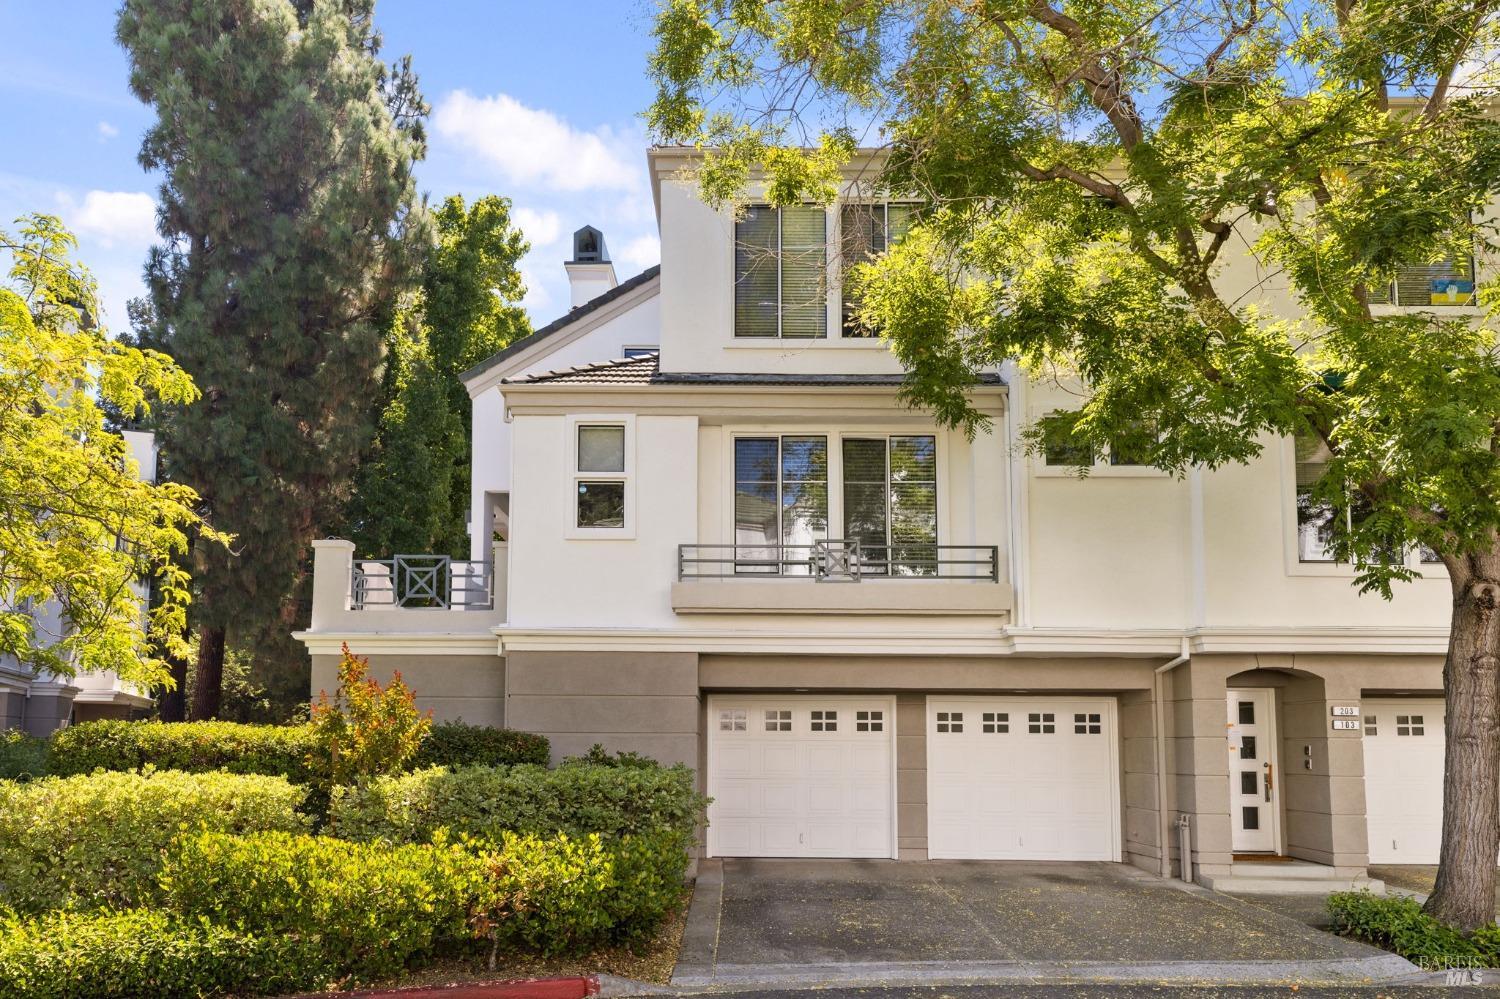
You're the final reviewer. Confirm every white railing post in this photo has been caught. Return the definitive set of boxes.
[491,539,509,620]
[309,539,356,630]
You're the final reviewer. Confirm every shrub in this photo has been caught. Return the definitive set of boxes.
[0,730,47,781]
[0,908,323,999]
[309,643,431,787]
[47,719,318,783]
[413,721,551,769]
[161,830,487,982]
[329,762,706,844]
[1327,891,1492,967]
[564,742,660,769]
[0,769,307,913]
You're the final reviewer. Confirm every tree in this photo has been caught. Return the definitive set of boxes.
[651,0,1500,928]
[347,195,530,558]
[0,214,222,686]
[117,0,429,720]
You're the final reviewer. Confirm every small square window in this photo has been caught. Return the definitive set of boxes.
[718,709,746,732]
[1240,772,1257,795]
[1364,715,1378,736]
[1397,715,1425,736]
[982,711,1009,734]
[1242,806,1260,830]
[1238,701,1255,725]
[936,711,963,733]
[764,709,791,732]
[1028,712,1055,734]
[856,709,884,732]
[577,481,625,528]
[1240,735,1257,760]
[811,709,838,732]
[577,425,625,472]
[1073,712,1102,735]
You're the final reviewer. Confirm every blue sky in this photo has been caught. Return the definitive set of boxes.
[0,1,663,331]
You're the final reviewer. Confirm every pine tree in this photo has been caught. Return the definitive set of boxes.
[117,0,429,718]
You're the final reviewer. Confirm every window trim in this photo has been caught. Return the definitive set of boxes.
[732,203,831,340]
[565,414,636,540]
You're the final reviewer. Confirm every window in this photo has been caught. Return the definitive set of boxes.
[1238,701,1256,725]
[1397,714,1425,736]
[1364,715,1378,736]
[734,436,829,573]
[719,709,747,732]
[765,709,792,732]
[1241,772,1258,794]
[982,712,1009,733]
[1369,253,1476,307]
[622,346,658,359]
[1042,418,1095,467]
[843,436,938,575]
[856,710,884,732]
[811,709,838,732]
[1240,735,1257,759]
[576,424,626,529]
[1295,433,1336,563]
[936,711,963,733]
[840,202,919,336]
[735,204,827,339]
[1028,712,1055,734]
[1074,712,1102,735]
[1242,806,1260,830]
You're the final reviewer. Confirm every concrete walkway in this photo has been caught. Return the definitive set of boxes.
[670,859,1418,990]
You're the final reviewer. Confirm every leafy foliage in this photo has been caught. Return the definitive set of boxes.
[308,644,432,788]
[1329,890,1498,966]
[0,215,221,683]
[48,719,319,784]
[0,731,47,782]
[0,769,307,914]
[413,720,552,769]
[328,761,706,843]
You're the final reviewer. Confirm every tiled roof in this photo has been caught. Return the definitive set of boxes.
[501,354,1006,388]
[460,265,661,385]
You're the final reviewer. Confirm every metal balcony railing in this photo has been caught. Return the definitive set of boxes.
[678,541,999,582]
[351,555,493,610]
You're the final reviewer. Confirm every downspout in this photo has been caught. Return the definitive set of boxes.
[1154,636,1191,879]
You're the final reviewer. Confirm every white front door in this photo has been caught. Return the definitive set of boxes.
[927,696,1121,861]
[1364,698,1445,864]
[1228,689,1280,853]
[706,695,895,859]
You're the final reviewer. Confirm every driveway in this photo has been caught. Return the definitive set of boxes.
[672,860,1414,989]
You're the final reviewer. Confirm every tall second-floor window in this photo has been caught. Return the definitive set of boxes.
[1295,434,1336,562]
[841,202,919,336]
[844,436,938,575]
[734,205,827,339]
[734,436,829,573]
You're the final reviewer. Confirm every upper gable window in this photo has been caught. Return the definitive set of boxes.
[576,425,626,529]
[841,202,919,337]
[734,205,827,339]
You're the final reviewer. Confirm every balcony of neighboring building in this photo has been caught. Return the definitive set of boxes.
[304,539,507,637]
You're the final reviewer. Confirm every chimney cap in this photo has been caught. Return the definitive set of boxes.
[570,225,609,264]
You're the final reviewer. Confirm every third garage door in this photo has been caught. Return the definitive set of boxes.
[1364,698,1445,864]
[927,696,1120,861]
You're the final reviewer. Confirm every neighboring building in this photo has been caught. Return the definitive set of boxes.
[297,148,1472,890]
[1,430,157,734]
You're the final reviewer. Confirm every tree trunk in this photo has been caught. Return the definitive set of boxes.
[157,651,188,723]
[1425,554,1500,931]
[190,626,226,721]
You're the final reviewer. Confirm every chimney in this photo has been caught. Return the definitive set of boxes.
[565,225,617,309]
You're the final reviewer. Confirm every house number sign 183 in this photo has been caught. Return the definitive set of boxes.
[1332,719,1359,730]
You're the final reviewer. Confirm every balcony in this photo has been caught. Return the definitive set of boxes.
[671,541,1012,616]
[352,555,494,610]
[305,540,506,639]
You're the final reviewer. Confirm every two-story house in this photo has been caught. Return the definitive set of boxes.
[297,147,1467,891]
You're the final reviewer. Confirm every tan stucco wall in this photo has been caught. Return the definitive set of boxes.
[310,653,506,728]
[1119,688,1160,874]
[896,693,927,859]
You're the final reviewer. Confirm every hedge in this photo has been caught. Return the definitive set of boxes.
[0,730,47,782]
[0,908,324,999]
[329,762,706,843]
[413,721,551,769]
[161,831,486,981]
[47,720,319,783]
[1328,891,1500,967]
[0,770,307,914]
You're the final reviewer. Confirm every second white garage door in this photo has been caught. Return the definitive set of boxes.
[1364,698,1445,864]
[928,697,1120,861]
[706,695,895,859]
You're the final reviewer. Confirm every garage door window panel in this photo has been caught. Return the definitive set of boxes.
[811,710,838,732]
[765,709,792,732]
[856,710,884,732]
[1028,712,1055,734]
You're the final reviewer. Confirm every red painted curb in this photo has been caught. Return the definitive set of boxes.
[321,974,601,999]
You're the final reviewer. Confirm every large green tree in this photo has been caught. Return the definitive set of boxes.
[346,194,530,558]
[118,0,429,720]
[652,0,1500,927]
[0,215,222,686]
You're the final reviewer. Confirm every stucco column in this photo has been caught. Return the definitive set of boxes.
[1169,656,1244,883]
[491,539,509,622]
[1282,668,1369,876]
[309,539,355,632]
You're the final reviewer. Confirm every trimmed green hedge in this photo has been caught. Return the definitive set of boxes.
[1329,891,1500,966]
[0,908,322,999]
[329,762,706,843]
[0,770,307,914]
[414,721,551,769]
[0,731,47,782]
[47,720,319,782]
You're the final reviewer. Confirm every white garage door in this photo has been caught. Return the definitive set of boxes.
[706,695,895,859]
[928,697,1120,861]
[1364,698,1445,864]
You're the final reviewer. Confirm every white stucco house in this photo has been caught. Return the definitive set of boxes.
[297,147,1474,891]
[1,430,157,734]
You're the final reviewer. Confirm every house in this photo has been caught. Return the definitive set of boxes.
[296,147,1469,890]
[1,430,158,734]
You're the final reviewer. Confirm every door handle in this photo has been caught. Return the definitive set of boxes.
[1263,761,1273,801]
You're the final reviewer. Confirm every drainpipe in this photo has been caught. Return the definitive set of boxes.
[1154,636,1191,879]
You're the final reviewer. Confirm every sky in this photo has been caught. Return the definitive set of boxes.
[0,1,664,332]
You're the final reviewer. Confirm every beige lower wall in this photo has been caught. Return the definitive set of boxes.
[896,693,927,859]
[1119,688,1160,873]
[699,654,1158,691]
[310,653,506,727]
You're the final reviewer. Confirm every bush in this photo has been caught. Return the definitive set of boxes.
[309,644,431,789]
[47,719,318,783]
[329,762,706,844]
[0,769,307,914]
[0,908,323,999]
[1327,891,1496,966]
[0,730,47,781]
[161,830,486,982]
[564,743,660,769]
[414,721,551,769]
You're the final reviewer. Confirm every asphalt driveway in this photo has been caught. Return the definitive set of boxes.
[672,859,1412,989]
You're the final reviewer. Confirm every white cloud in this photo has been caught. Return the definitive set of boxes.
[513,206,562,248]
[97,121,119,142]
[57,190,157,250]
[432,91,639,192]
[617,233,661,270]
[518,261,554,314]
